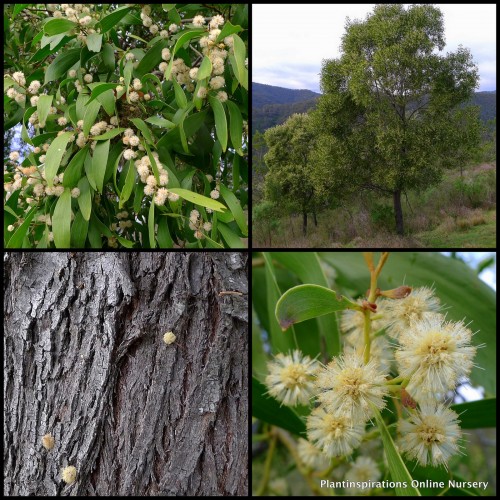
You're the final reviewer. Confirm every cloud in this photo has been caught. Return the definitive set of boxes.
[253,4,496,92]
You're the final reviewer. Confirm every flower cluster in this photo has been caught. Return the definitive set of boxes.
[4,4,247,248]
[264,280,479,469]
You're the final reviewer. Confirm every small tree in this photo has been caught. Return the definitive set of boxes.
[263,113,319,236]
[4,4,248,248]
[313,4,480,235]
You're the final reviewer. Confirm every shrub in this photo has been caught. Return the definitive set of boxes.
[370,202,394,230]
[4,4,248,248]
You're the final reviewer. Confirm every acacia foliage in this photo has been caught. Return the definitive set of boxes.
[310,4,481,234]
[4,4,248,248]
[263,113,320,233]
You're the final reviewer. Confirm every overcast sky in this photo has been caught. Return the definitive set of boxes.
[253,4,496,93]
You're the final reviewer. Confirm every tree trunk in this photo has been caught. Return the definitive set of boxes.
[3,252,248,496]
[302,210,308,236]
[313,208,318,227]
[393,190,404,235]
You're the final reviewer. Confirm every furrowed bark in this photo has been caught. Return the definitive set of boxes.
[3,252,248,496]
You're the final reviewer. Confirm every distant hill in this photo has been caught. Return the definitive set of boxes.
[253,82,320,108]
[252,82,496,133]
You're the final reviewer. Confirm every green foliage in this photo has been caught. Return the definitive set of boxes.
[310,4,481,234]
[370,202,394,229]
[4,4,248,248]
[263,113,320,234]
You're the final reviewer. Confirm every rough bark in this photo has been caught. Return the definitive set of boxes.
[3,252,248,496]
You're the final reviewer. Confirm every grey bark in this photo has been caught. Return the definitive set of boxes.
[3,252,248,496]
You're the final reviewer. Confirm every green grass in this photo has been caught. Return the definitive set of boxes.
[417,210,496,247]
[253,161,496,248]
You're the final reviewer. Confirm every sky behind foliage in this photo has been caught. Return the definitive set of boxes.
[253,3,496,93]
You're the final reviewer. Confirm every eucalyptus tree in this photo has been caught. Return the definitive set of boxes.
[264,113,319,236]
[312,4,480,234]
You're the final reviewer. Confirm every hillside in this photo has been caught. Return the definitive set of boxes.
[252,82,319,108]
[252,82,496,133]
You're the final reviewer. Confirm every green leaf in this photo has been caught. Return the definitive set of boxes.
[208,95,228,152]
[6,206,37,248]
[119,161,135,208]
[45,132,75,187]
[148,197,156,248]
[102,42,115,71]
[92,127,126,141]
[91,139,110,193]
[145,116,175,128]
[63,145,89,188]
[142,140,160,184]
[13,4,29,16]
[231,34,248,90]
[164,28,205,80]
[36,94,53,128]
[197,56,212,80]
[84,147,96,190]
[86,33,103,52]
[450,398,496,428]
[71,210,89,247]
[52,189,72,248]
[225,100,244,155]
[262,253,297,354]
[172,77,187,109]
[43,19,77,36]
[90,212,113,237]
[217,222,244,248]
[76,92,90,121]
[215,21,244,43]
[219,183,247,236]
[319,252,497,395]
[77,177,92,221]
[96,6,132,34]
[272,253,341,356]
[116,236,135,248]
[130,117,154,144]
[371,406,421,496]
[275,284,360,331]
[135,39,168,78]
[252,377,306,437]
[44,48,81,84]
[168,188,227,212]
[157,216,173,248]
[123,59,133,102]
[87,82,119,104]
[97,89,116,116]
[83,99,102,137]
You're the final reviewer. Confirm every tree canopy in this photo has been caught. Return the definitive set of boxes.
[312,3,480,234]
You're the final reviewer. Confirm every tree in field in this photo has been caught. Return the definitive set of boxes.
[4,4,248,248]
[4,252,248,496]
[251,130,268,203]
[312,4,480,235]
[263,113,319,236]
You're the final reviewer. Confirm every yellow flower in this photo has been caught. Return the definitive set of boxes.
[384,287,441,339]
[307,406,364,458]
[265,350,318,406]
[398,403,462,468]
[395,316,476,403]
[297,438,331,470]
[315,352,388,423]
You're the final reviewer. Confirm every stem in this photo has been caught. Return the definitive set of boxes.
[275,429,329,496]
[363,309,371,364]
[255,431,277,496]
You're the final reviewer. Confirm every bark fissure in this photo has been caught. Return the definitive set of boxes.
[4,252,248,496]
